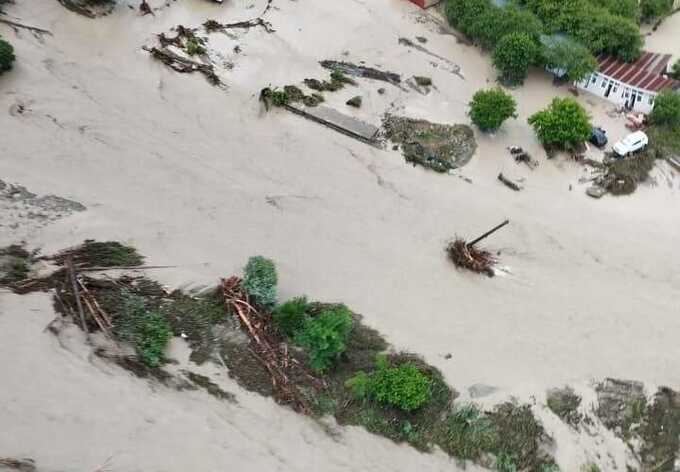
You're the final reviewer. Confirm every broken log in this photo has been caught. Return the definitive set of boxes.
[66,256,88,334]
[0,18,52,35]
[498,173,521,191]
[467,219,509,248]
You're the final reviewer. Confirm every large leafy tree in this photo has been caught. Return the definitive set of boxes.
[639,0,673,22]
[649,89,680,127]
[469,88,518,132]
[492,33,538,85]
[0,36,15,74]
[541,38,598,82]
[528,97,592,149]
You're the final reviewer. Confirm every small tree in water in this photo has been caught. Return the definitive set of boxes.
[492,32,538,85]
[528,97,592,151]
[0,36,15,74]
[469,88,517,132]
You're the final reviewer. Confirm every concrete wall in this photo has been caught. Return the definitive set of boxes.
[576,72,656,114]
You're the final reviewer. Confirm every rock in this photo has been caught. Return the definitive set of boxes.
[346,96,362,108]
[377,88,386,95]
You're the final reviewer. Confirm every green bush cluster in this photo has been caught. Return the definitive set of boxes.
[639,0,674,22]
[649,89,680,127]
[440,404,497,459]
[295,305,353,372]
[528,97,592,150]
[115,291,172,367]
[540,37,598,83]
[242,256,278,310]
[347,355,433,412]
[469,88,517,131]
[272,296,310,338]
[445,0,642,69]
[492,33,538,85]
[0,36,15,74]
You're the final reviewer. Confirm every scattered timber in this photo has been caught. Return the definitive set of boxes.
[143,46,221,86]
[320,60,401,86]
[498,173,522,191]
[0,18,52,35]
[467,219,509,248]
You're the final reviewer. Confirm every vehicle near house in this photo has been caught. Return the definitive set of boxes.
[577,52,679,114]
[613,131,648,157]
[590,127,608,148]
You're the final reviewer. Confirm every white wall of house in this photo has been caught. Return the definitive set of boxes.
[576,72,656,114]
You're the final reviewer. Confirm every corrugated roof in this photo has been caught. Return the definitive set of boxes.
[597,51,679,93]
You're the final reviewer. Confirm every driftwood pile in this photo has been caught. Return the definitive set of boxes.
[447,239,496,277]
[509,146,539,170]
[221,276,322,413]
[446,220,508,276]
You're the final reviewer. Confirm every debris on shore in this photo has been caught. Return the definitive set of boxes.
[497,172,522,191]
[56,0,115,18]
[320,60,401,86]
[508,146,539,170]
[585,149,658,197]
[383,115,476,172]
[446,220,508,277]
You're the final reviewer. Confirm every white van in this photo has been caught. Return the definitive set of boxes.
[613,131,648,157]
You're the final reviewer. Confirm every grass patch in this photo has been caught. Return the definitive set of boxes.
[0,245,32,285]
[54,240,144,268]
[547,386,582,428]
[437,403,496,461]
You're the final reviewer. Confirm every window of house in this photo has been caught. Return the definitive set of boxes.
[612,84,618,93]
[637,93,642,102]
[601,79,608,88]
[592,75,597,84]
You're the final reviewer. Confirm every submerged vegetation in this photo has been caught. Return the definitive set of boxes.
[0,35,15,74]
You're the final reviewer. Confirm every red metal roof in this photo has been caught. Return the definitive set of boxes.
[597,51,679,93]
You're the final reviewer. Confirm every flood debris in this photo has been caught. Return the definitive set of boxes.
[601,149,657,196]
[320,60,401,86]
[0,245,33,285]
[0,457,36,472]
[497,172,522,191]
[0,18,52,37]
[446,220,508,277]
[57,0,115,18]
[144,45,221,85]
[508,146,539,170]
[596,378,647,439]
[221,276,322,413]
[382,115,477,172]
[547,386,583,428]
[202,0,275,33]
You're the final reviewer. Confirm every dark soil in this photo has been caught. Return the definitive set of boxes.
[547,386,583,428]
[382,115,477,172]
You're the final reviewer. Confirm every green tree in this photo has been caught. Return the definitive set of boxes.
[272,296,310,338]
[528,97,592,149]
[295,305,353,372]
[649,89,680,127]
[669,60,680,80]
[445,0,492,36]
[469,88,517,131]
[242,256,278,310]
[541,37,598,82]
[492,33,538,85]
[639,0,673,22]
[0,36,15,73]
[469,5,543,49]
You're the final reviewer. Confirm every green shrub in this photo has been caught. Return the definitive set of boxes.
[115,291,172,367]
[649,89,680,127]
[441,404,497,459]
[242,256,277,310]
[347,355,433,412]
[0,36,14,73]
[541,37,598,83]
[639,0,673,22]
[528,97,592,150]
[492,33,538,85]
[469,88,517,132]
[295,304,352,372]
[185,37,206,56]
[272,296,310,338]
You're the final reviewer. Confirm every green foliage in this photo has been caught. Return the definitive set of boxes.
[639,0,673,22]
[242,256,277,310]
[492,33,538,85]
[440,404,497,460]
[115,291,172,367]
[0,36,15,73]
[496,453,518,472]
[272,296,310,338]
[295,305,353,372]
[669,60,680,80]
[469,88,517,132]
[347,355,433,412]
[541,37,598,82]
[600,0,640,20]
[650,89,680,127]
[185,37,206,56]
[581,464,601,472]
[76,240,144,267]
[528,97,592,149]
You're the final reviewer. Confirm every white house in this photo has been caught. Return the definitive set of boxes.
[576,51,680,114]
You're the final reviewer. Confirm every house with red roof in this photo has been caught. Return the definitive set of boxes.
[576,51,679,114]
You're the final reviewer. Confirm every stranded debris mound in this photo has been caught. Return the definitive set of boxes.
[446,239,496,277]
[383,116,476,172]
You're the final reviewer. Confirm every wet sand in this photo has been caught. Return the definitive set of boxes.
[1,0,679,470]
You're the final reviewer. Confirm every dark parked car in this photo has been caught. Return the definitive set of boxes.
[590,127,608,148]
